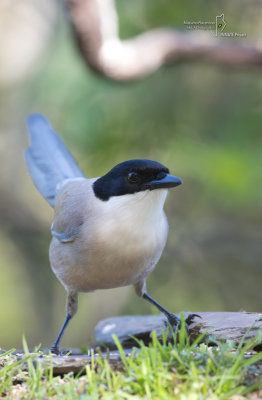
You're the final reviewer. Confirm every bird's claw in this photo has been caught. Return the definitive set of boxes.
[186,313,202,325]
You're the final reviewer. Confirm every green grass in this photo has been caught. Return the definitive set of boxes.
[1,322,262,399]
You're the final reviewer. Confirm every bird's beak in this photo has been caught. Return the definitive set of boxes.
[147,174,183,190]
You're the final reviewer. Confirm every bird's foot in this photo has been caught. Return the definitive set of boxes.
[166,313,202,332]
[167,313,181,328]
[50,346,60,355]
[50,346,71,356]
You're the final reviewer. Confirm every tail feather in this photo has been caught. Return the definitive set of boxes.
[25,114,85,207]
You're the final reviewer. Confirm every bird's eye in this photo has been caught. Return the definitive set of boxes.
[156,171,166,180]
[127,171,139,183]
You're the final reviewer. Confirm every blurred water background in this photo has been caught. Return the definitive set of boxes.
[0,0,262,349]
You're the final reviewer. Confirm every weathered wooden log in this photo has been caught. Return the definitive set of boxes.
[33,312,262,375]
[34,351,131,375]
[94,312,262,349]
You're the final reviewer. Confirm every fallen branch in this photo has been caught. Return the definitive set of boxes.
[95,312,262,349]
[30,312,262,374]
[64,0,262,81]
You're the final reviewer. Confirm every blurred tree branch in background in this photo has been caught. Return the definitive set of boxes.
[65,0,262,81]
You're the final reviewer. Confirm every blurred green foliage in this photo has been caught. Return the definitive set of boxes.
[0,0,262,349]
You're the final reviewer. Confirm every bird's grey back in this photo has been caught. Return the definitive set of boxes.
[25,114,85,207]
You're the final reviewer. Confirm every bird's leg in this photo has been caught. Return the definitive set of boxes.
[134,281,200,330]
[142,292,181,327]
[51,313,72,355]
[142,293,201,328]
[134,281,181,327]
[50,291,78,355]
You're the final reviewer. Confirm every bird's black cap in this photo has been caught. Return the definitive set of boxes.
[93,159,182,201]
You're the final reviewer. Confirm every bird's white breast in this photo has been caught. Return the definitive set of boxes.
[96,189,169,252]
[50,184,169,292]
